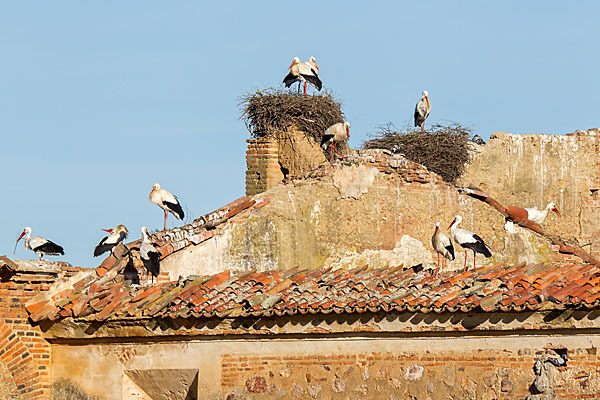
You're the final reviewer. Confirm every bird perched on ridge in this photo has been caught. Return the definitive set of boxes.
[431,222,454,272]
[448,215,492,271]
[283,57,322,94]
[149,183,185,232]
[525,202,561,224]
[140,226,160,282]
[15,227,64,261]
[414,90,431,131]
[322,121,350,165]
[94,224,129,257]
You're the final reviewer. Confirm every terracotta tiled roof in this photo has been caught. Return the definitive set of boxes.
[25,261,600,323]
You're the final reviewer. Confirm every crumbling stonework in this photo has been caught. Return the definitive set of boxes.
[160,130,600,279]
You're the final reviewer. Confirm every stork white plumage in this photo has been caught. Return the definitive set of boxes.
[94,224,129,257]
[15,227,64,261]
[431,222,455,272]
[448,215,492,271]
[322,122,350,165]
[140,226,160,282]
[308,56,319,74]
[525,202,561,224]
[414,90,431,131]
[149,183,185,232]
[283,57,322,94]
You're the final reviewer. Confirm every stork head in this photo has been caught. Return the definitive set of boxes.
[289,57,300,69]
[344,121,350,139]
[152,183,161,192]
[16,227,31,242]
[548,202,561,217]
[422,90,429,98]
[141,226,149,238]
[448,215,462,230]
[308,56,319,69]
[434,222,440,232]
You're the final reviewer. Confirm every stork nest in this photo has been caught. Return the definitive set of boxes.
[240,88,344,142]
[363,123,473,184]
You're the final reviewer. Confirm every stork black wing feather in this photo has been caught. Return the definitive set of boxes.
[163,200,184,220]
[35,241,64,256]
[302,74,322,91]
[283,72,299,87]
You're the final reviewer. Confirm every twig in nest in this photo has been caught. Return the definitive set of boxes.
[240,88,344,144]
[363,122,473,184]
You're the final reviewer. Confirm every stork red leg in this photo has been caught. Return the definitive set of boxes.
[163,210,168,232]
[303,81,307,95]
[330,145,334,166]
[473,252,476,270]
[463,249,467,271]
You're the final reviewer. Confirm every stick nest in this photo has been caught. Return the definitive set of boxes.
[240,88,344,142]
[363,123,473,184]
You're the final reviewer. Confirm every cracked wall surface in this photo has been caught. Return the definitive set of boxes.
[160,130,600,277]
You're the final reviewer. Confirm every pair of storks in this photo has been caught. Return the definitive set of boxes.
[15,183,185,278]
[433,202,561,272]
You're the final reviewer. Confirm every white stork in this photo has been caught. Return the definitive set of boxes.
[149,183,185,232]
[283,57,322,94]
[448,215,492,271]
[94,224,129,257]
[15,227,64,260]
[414,90,431,131]
[140,226,160,282]
[526,202,561,224]
[322,122,350,164]
[431,222,455,272]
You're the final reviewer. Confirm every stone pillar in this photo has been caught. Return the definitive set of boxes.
[245,138,284,196]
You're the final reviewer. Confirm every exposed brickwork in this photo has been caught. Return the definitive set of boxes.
[350,149,444,185]
[245,139,283,195]
[221,348,600,399]
[0,262,65,399]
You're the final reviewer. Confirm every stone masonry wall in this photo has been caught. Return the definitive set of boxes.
[221,348,599,400]
[50,333,600,400]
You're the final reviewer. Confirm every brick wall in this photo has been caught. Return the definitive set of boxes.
[0,280,51,398]
[245,138,283,196]
[221,348,600,399]
[0,262,80,399]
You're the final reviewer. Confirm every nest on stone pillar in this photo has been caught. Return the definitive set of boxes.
[240,88,344,143]
[363,122,473,184]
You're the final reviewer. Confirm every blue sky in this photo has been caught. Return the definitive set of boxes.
[1,2,599,268]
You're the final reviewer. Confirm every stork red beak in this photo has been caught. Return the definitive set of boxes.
[102,229,114,233]
[16,231,25,242]
[288,61,295,69]
[552,208,561,217]
[448,220,455,230]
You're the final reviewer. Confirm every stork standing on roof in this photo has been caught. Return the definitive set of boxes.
[448,215,492,271]
[414,90,431,131]
[322,121,350,165]
[149,183,185,232]
[283,57,322,94]
[432,222,454,272]
[94,224,128,257]
[526,202,561,224]
[140,226,160,282]
[15,227,64,261]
